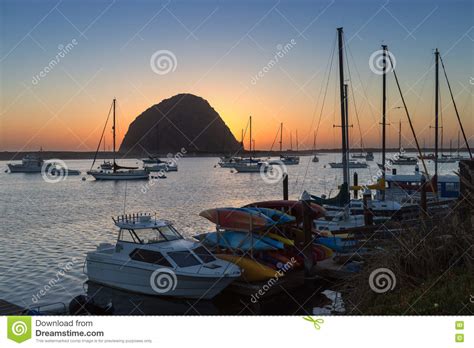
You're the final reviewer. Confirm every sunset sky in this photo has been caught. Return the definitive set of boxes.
[1,0,472,152]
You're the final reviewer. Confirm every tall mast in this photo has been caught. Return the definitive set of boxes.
[296,130,299,152]
[290,132,293,150]
[337,27,349,188]
[112,98,116,172]
[398,120,402,150]
[280,122,283,152]
[434,48,439,178]
[457,130,460,155]
[344,83,350,167]
[313,130,316,151]
[381,44,387,200]
[249,115,252,159]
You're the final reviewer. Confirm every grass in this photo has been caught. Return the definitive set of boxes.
[343,213,474,315]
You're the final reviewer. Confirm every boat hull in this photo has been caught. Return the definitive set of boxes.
[86,259,237,299]
[7,164,42,173]
[89,171,149,180]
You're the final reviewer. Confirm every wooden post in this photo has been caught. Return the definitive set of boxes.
[301,192,314,275]
[459,159,473,231]
[283,174,289,200]
[353,172,359,199]
[420,175,428,218]
[363,190,373,226]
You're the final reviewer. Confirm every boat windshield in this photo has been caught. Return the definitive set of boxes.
[125,225,183,244]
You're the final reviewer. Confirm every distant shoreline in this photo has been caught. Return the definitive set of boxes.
[0,148,470,161]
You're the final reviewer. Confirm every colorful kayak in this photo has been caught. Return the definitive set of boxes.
[195,231,284,251]
[244,200,326,223]
[244,207,296,225]
[265,232,295,246]
[314,237,357,253]
[199,208,274,232]
[216,254,279,282]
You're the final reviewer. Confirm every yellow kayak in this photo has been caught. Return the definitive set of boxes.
[216,254,279,282]
[266,232,295,246]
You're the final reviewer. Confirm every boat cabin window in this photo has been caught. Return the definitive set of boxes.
[130,249,172,267]
[168,251,201,267]
[193,246,216,263]
[120,225,182,244]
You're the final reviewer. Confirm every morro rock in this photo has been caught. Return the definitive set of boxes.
[119,94,241,154]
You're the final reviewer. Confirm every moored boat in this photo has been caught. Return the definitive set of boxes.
[85,213,241,299]
[7,154,43,173]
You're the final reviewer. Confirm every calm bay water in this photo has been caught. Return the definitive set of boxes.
[0,154,461,314]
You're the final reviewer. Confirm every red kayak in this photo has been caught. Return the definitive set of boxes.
[199,208,274,232]
[244,200,326,223]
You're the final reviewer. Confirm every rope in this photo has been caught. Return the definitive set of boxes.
[90,101,113,171]
[439,55,472,158]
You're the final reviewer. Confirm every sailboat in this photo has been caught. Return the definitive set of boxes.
[312,130,319,162]
[269,123,300,165]
[377,48,466,202]
[87,99,149,180]
[391,121,417,165]
[232,116,269,173]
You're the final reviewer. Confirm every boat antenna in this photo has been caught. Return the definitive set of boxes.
[90,101,113,171]
[439,53,472,158]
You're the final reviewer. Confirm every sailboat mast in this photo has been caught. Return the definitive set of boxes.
[337,27,349,187]
[313,130,316,151]
[113,98,116,172]
[280,122,283,152]
[381,44,387,200]
[249,115,252,159]
[434,48,439,178]
[398,120,402,150]
[290,132,293,150]
[296,130,299,152]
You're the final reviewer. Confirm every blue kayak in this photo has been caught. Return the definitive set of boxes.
[244,207,296,225]
[195,231,284,251]
[314,237,357,253]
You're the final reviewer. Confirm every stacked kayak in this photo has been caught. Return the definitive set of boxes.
[197,202,331,283]
[195,231,284,251]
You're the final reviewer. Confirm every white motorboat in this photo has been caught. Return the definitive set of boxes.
[85,213,241,299]
[314,212,390,232]
[269,155,300,165]
[144,161,178,172]
[232,162,269,173]
[7,154,43,173]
